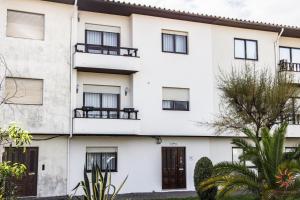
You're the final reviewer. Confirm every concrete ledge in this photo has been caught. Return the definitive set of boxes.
[18,191,197,200]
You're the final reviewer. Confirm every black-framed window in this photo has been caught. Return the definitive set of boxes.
[162,33,188,54]
[279,46,300,64]
[162,87,190,111]
[85,30,120,54]
[162,100,189,111]
[234,38,258,60]
[86,149,118,172]
[83,91,120,118]
[285,147,297,152]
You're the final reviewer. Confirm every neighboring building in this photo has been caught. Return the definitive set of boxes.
[0,0,300,197]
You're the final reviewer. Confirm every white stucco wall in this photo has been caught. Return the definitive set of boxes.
[76,72,133,108]
[2,0,300,198]
[69,136,300,194]
[0,135,68,197]
[69,136,233,194]
[0,0,72,134]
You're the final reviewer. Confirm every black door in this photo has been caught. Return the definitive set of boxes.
[3,147,38,197]
[162,147,186,189]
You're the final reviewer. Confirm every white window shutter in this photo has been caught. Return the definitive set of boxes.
[6,10,44,40]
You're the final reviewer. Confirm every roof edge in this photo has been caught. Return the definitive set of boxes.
[44,0,300,38]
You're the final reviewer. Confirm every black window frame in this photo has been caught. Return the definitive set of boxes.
[85,151,118,172]
[85,29,120,54]
[285,147,297,152]
[279,46,300,64]
[162,33,188,54]
[83,92,120,109]
[234,38,258,61]
[162,100,190,111]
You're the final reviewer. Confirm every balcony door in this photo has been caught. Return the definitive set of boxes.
[162,147,186,189]
[83,85,120,118]
[85,30,120,55]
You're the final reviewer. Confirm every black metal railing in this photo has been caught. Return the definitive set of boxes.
[279,59,300,72]
[75,43,139,57]
[74,107,139,120]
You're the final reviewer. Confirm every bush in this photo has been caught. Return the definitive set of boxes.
[193,157,217,200]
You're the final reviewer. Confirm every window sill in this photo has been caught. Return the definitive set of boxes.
[162,109,190,111]
[162,51,188,55]
[234,57,258,61]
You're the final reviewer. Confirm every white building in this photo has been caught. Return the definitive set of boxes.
[0,0,300,198]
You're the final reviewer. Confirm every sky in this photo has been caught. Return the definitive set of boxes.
[122,0,300,27]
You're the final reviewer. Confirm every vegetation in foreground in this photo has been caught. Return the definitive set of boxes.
[0,123,32,199]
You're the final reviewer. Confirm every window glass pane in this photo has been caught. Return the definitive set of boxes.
[7,10,44,40]
[280,47,291,62]
[86,30,102,45]
[292,49,300,63]
[103,32,118,55]
[86,151,117,172]
[285,147,296,152]
[232,148,243,163]
[84,93,100,107]
[162,100,172,109]
[246,40,257,59]
[174,101,188,110]
[102,94,118,108]
[86,30,102,53]
[234,39,245,58]
[175,35,187,53]
[101,94,118,118]
[163,34,174,52]
[103,32,118,47]
[84,93,100,118]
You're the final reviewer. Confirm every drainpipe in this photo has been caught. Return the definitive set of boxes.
[67,0,78,195]
[274,28,284,73]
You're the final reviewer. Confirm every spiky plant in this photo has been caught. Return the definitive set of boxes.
[69,164,127,200]
[200,124,300,199]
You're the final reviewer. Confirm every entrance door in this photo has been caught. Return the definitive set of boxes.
[3,147,38,197]
[162,147,186,189]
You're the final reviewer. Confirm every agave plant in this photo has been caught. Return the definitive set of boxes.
[69,164,127,200]
[200,124,300,200]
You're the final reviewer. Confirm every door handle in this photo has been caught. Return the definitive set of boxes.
[178,168,184,171]
[28,172,35,176]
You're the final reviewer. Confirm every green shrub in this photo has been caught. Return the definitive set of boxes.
[193,157,217,200]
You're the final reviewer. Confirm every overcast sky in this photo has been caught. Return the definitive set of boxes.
[123,0,299,27]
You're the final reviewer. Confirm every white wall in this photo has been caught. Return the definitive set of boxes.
[77,12,132,48]
[0,0,73,134]
[69,136,300,194]
[0,135,68,197]
[131,14,215,136]
[76,72,133,108]
[69,136,233,194]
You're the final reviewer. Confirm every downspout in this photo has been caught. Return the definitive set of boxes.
[274,28,284,73]
[67,0,78,195]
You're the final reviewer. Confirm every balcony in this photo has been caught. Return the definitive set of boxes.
[72,107,141,135]
[74,43,140,75]
[279,60,300,83]
[279,60,300,72]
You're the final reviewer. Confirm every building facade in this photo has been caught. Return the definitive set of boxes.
[0,0,300,197]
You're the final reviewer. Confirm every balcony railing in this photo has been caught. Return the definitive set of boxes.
[74,107,139,120]
[279,59,300,72]
[75,43,138,57]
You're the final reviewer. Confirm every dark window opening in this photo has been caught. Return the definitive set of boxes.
[162,33,188,54]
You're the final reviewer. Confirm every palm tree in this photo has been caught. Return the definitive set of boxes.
[200,124,300,199]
